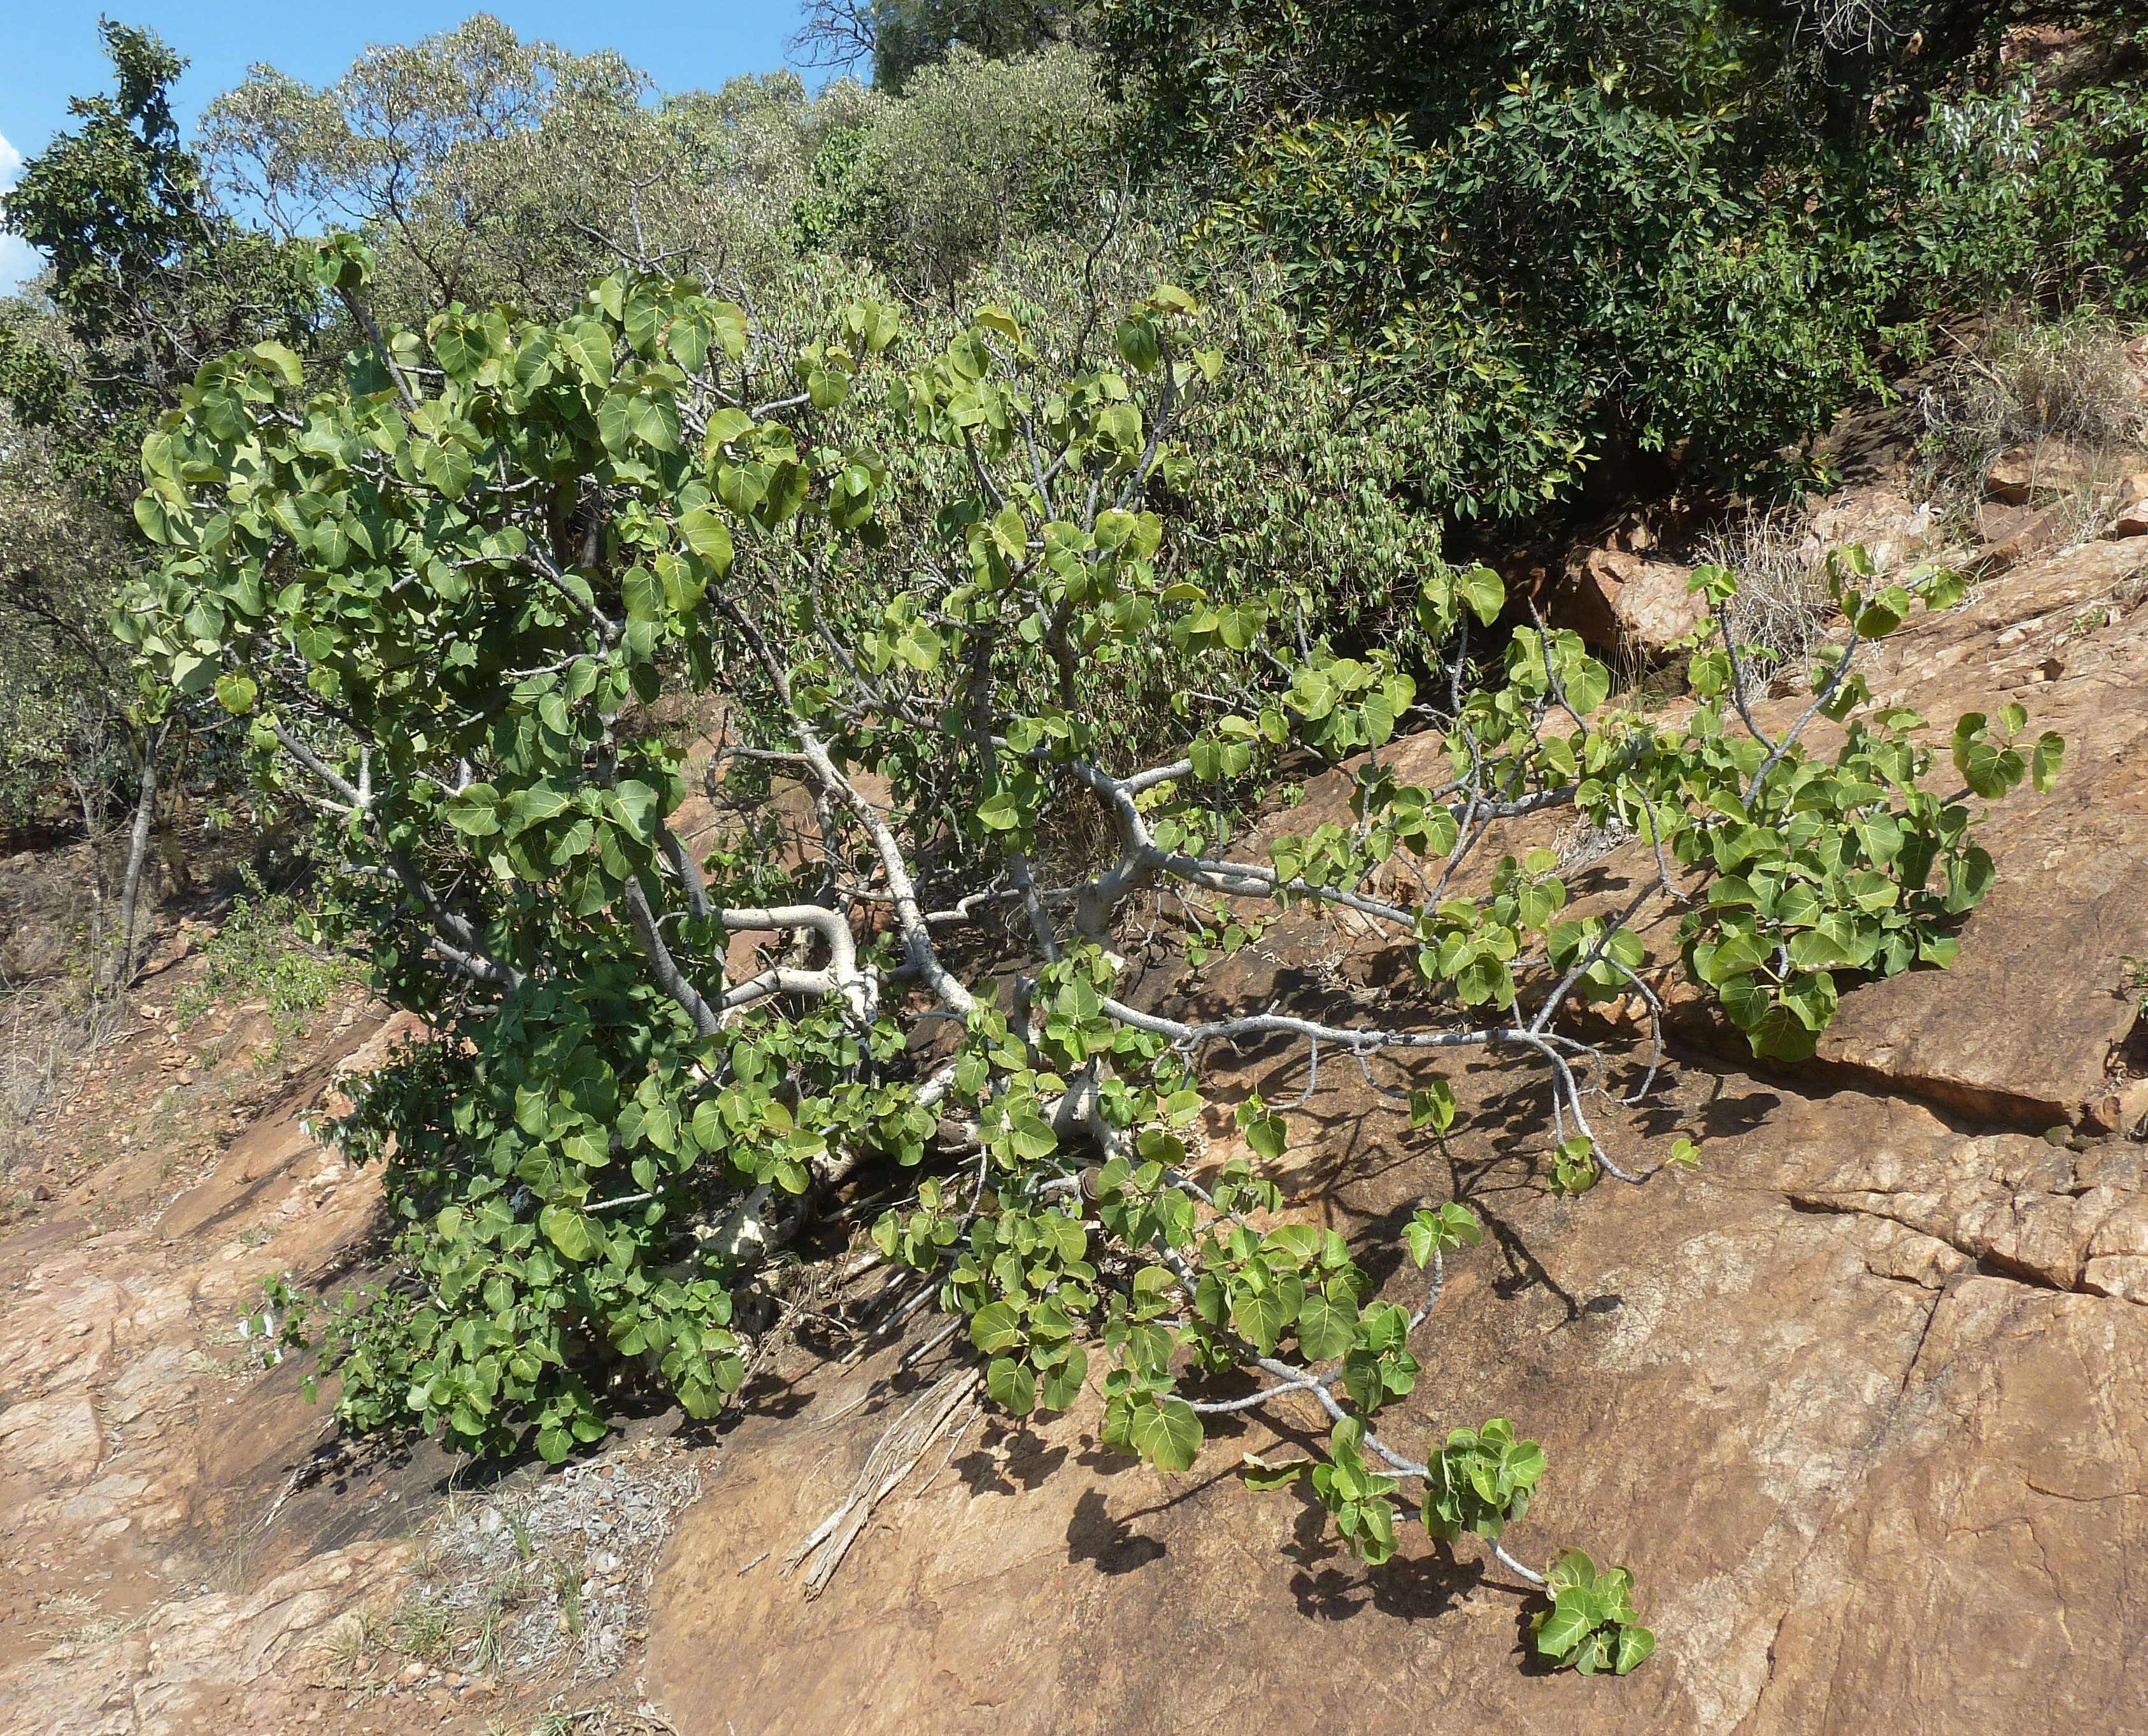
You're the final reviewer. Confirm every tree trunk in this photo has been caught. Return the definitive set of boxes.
[155,748,196,893]
[108,719,169,992]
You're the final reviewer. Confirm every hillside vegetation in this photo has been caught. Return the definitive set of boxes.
[1,1,2144,1704]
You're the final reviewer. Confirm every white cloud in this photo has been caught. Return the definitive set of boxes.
[0,130,43,296]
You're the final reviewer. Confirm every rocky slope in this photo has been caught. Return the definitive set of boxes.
[3,498,2145,1735]
[637,523,2148,1735]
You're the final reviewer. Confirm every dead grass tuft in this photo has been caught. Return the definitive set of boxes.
[1920,310,2148,540]
[1692,508,1835,673]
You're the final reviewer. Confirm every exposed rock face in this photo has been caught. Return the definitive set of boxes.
[1,1542,411,1736]
[639,526,2148,1735]
[642,1079,2148,1736]
[1560,546,1706,657]
[0,978,428,1734]
[7,507,2148,1733]
[1777,532,2148,1123]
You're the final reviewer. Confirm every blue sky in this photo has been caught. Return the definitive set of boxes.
[1,3,817,292]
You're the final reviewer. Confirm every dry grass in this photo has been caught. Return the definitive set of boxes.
[1924,312,2147,457]
[1691,507,1836,674]
[0,978,121,1186]
[33,1590,146,1647]
[1919,311,2148,540]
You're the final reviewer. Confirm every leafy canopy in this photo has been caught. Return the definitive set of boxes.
[128,237,2052,1672]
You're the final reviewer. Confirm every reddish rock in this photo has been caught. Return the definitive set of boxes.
[1560,547,1707,657]
[1984,440,2101,505]
[2106,481,2148,541]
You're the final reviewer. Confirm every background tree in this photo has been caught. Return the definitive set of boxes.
[204,17,883,328]
[795,0,1096,89]
[815,45,1118,299]
[0,20,313,981]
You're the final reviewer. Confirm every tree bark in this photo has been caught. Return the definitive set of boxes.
[108,718,170,992]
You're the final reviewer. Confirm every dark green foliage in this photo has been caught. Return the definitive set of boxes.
[4,22,201,346]
[1107,0,2148,513]
[0,21,314,496]
[797,0,1095,89]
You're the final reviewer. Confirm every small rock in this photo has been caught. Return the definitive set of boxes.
[1985,440,2100,504]
[1558,546,1705,658]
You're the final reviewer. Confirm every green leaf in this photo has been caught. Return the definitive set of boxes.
[629,392,682,453]
[1409,1081,1458,1133]
[1535,1592,1596,1660]
[1295,1290,1358,1361]
[2031,732,2065,793]
[1128,1396,1203,1472]
[986,1355,1037,1416]
[1039,1344,1088,1412]
[969,1300,1024,1354]
[251,339,304,386]
[446,786,502,837]
[1456,565,1504,626]
[538,1204,599,1263]
[1231,1282,1293,1355]
[679,507,735,573]
[703,408,755,450]
[708,302,748,359]
[213,672,258,715]
[611,779,659,841]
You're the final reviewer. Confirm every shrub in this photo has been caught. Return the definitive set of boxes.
[121,239,2058,1670]
[837,45,1119,296]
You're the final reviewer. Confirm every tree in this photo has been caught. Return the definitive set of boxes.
[795,0,1095,90]
[0,414,138,848]
[0,20,312,981]
[127,237,2056,1668]
[202,18,875,327]
[1104,0,2148,513]
[825,45,1119,298]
